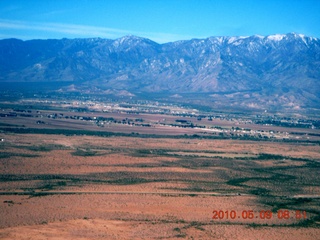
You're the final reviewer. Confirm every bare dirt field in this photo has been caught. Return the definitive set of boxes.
[0,133,320,239]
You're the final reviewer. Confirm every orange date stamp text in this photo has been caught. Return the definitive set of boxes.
[212,210,307,220]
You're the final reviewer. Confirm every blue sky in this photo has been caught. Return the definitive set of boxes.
[0,0,319,43]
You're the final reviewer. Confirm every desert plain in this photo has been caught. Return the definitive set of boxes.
[1,131,320,239]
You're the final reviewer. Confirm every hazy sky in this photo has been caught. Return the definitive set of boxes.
[0,0,319,43]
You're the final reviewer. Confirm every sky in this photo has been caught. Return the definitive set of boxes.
[0,0,319,43]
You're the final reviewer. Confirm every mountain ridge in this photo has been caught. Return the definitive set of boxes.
[0,33,319,110]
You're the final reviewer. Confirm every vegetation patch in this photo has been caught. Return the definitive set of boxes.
[23,144,69,152]
[107,178,153,185]
[36,180,68,191]
[71,149,102,157]
[182,221,206,231]
[0,152,39,159]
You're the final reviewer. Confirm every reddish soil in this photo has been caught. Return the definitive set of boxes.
[0,133,319,239]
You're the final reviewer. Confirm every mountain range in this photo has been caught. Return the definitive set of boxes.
[0,33,319,110]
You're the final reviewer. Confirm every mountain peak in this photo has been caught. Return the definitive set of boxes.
[117,35,143,40]
[284,32,309,40]
[266,34,286,41]
[113,35,158,48]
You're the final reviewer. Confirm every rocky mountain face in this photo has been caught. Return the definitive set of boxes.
[0,33,319,109]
